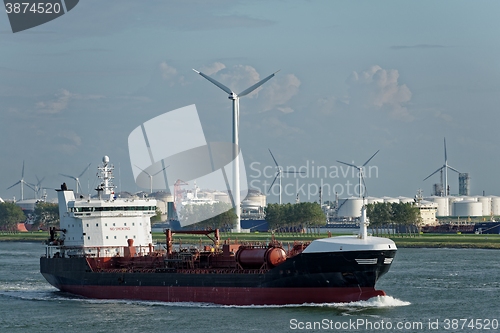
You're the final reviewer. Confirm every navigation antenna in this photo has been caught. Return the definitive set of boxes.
[96,156,115,199]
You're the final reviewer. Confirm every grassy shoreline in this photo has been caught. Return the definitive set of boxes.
[1,231,499,249]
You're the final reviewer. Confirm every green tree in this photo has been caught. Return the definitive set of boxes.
[150,209,163,223]
[181,203,237,229]
[0,202,26,231]
[265,202,326,231]
[34,202,59,229]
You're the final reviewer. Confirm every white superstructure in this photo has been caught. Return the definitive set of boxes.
[57,156,156,251]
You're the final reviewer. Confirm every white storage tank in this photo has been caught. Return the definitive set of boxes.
[476,196,492,216]
[337,197,364,218]
[367,196,384,205]
[382,196,399,203]
[490,196,500,215]
[448,197,463,216]
[424,196,449,216]
[398,196,414,204]
[453,200,483,217]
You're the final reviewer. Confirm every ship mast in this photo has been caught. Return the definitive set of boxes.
[96,156,115,199]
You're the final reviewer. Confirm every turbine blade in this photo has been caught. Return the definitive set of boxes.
[193,69,233,95]
[268,149,279,167]
[25,183,36,191]
[337,160,358,169]
[444,137,447,163]
[153,165,169,176]
[22,160,25,178]
[7,181,21,190]
[363,150,380,167]
[37,176,45,187]
[361,174,368,198]
[282,171,305,174]
[237,70,280,97]
[134,164,151,177]
[60,173,77,181]
[423,166,444,181]
[447,165,460,173]
[78,163,91,178]
[268,173,280,193]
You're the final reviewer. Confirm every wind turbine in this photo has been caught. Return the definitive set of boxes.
[134,165,169,193]
[268,149,304,204]
[193,68,279,232]
[337,150,380,198]
[60,163,91,194]
[27,175,46,199]
[6,161,29,201]
[423,137,459,196]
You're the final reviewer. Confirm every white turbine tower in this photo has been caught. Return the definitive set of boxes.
[60,163,91,194]
[7,161,28,201]
[337,150,380,198]
[134,165,168,194]
[268,149,304,204]
[423,137,459,196]
[193,68,279,232]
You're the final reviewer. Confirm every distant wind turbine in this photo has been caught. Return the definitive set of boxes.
[27,175,46,199]
[337,150,380,198]
[60,163,91,194]
[423,137,459,196]
[268,149,304,204]
[6,161,28,201]
[134,165,169,193]
[193,68,279,232]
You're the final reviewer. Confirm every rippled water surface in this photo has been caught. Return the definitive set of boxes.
[1,242,499,332]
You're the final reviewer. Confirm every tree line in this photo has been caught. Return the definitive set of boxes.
[366,202,422,237]
[265,202,326,232]
[179,202,237,230]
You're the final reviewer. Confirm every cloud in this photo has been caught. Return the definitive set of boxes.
[36,89,73,114]
[347,65,412,121]
[54,130,82,154]
[36,89,104,114]
[316,96,346,115]
[196,64,300,113]
[159,62,178,80]
[260,74,301,113]
[200,62,226,76]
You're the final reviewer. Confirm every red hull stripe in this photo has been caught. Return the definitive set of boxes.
[59,285,386,305]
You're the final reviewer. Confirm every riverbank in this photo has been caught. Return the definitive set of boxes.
[1,231,499,249]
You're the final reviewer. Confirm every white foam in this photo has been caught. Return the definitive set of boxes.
[328,295,411,309]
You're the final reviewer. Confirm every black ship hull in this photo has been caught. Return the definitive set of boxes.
[40,249,396,305]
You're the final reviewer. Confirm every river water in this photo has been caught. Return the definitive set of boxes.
[0,242,499,332]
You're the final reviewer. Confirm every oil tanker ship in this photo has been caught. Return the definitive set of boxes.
[40,156,397,305]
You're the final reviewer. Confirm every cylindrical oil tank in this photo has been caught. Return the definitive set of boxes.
[398,196,414,204]
[425,196,449,216]
[236,247,287,269]
[366,196,383,205]
[448,197,463,216]
[476,196,492,216]
[241,199,261,210]
[245,190,266,207]
[337,197,363,218]
[213,192,231,204]
[490,196,500,215]
[453,200,483,217]
[383,197,399,203]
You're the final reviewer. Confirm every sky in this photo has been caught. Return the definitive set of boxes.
[1,0,500,204]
